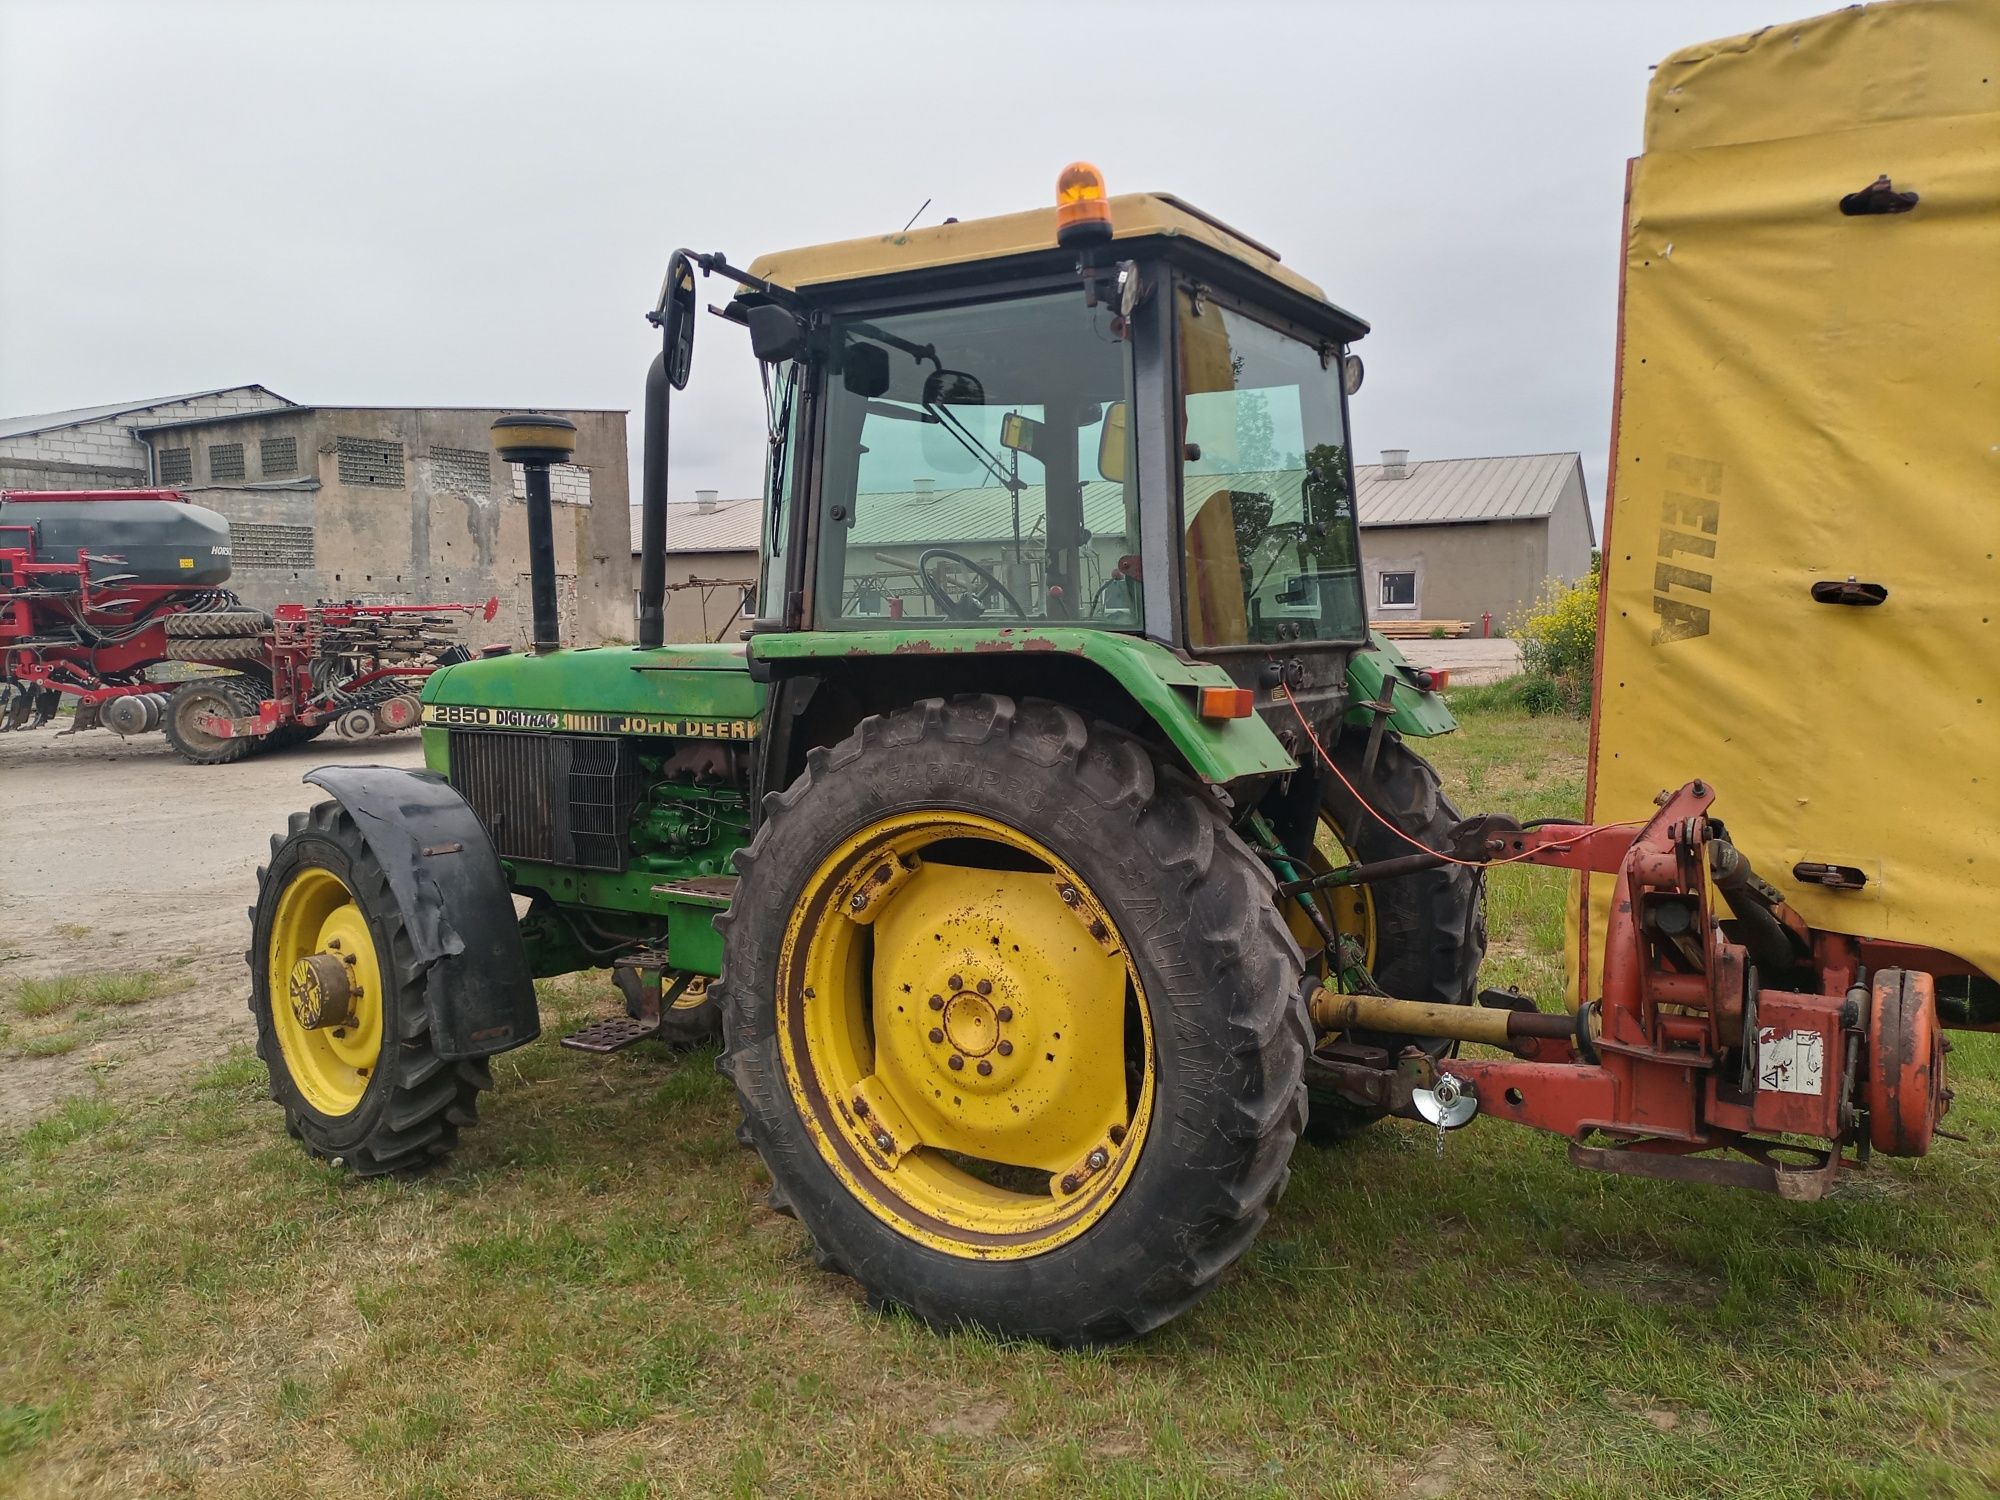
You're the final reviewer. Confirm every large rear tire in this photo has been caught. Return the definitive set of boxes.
[248,801,489,1175]
[1298,731,1484,1144]
[718,695,1308,1347]
[165,608,271,637]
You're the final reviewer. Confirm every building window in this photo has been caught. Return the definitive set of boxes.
[336,435,406,487]
[261,436,298,476]
[159,447,193,485]
[511,461,592,507]
[1379,570,1417,609]
[428,446,493,494]
[230,522,315,569]
[208,442,245,481]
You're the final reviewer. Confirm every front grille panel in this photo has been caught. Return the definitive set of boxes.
[448,730,643,871]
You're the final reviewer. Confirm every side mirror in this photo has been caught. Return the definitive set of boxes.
[843,343,890,398]
[1097,401,1129,483]
[922,368,984,407]
[746,303,806,364]
[659,251,698,390]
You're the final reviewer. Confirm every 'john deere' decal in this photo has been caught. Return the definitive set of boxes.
[425,703,757,739]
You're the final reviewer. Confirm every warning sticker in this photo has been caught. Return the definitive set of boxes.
[1757,1027,1825,1096]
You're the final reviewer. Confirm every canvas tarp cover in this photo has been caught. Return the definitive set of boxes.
[1571,0,2000,1001]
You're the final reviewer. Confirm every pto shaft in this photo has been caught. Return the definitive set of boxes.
[1309,988,1578,1047]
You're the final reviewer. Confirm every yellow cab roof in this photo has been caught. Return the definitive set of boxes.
[746,191,1345,313]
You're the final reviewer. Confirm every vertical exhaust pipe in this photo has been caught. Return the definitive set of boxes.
[637,350,669,648]
[491,413,579,653]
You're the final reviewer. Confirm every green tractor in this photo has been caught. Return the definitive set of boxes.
[249,166,1481,1345]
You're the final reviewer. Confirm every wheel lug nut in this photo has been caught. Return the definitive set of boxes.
[849,892,867,910]
[874,1132,893,1152]
[948,974,963,990]
[997,1040,1013,1057]
[853,1096,869,1117]
[948,1055,964,1071]
[928,995,944,1011]
[976,1060,992,1076]
[976,978,991,996]
[1059,1174,1080,1194]
[1087,1148,1108,1170]
[928,1027,945,1044]
[996,1006,1012,1022]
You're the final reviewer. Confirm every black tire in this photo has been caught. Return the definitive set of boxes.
[165,608,271,637]
[266,721,328,750]
[1303,730,1484,1144]
[717,695,1309,1347]
[248,801,490,1175]
[613,967,722,1047]
[163,673,269,764]
[166,635,266,662]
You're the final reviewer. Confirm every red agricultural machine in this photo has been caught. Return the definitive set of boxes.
[0,488,498,764]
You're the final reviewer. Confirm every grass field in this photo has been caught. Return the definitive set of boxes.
[3,696,1995,1498]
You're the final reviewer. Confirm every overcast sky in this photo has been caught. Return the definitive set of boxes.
[2,0,1797,529]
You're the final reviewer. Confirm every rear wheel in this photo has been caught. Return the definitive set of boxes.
[163,673,269,764]
[248,801,489,1174]
[612,968,722,1047]
[1294,731,1484,1143]
[719,696,1308,1346]
[165,607,270,638]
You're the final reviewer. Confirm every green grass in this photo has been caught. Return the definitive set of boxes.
[2,699,1995,1498]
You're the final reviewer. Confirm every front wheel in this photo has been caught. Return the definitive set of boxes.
[718,696,1308,1347]
[249,801,489,1174]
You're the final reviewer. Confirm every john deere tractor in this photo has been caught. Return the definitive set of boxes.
[249,167,1481,1344]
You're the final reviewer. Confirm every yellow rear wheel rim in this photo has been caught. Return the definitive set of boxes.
[1288,812,1378,974]
[778,812,1154,1261]
[268,866,385,1118]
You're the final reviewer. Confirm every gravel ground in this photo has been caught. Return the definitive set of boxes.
[0,724,425,1130]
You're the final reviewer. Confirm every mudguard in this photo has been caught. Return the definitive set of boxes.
[303,765,539,1059]
[1343,632,1458,737]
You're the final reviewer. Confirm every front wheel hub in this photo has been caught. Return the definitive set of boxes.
[288,951,357,1030]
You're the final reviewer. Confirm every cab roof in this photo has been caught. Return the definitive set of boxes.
[745,191,1364,329]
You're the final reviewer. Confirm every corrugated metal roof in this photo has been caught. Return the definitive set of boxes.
[629,498,766,554]
[1354,452,1582,527]
[0,385,293,441]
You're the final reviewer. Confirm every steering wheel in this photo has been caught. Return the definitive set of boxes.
[916,548,1029,621]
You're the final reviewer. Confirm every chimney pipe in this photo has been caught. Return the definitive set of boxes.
[695,488,719,513]
[912,476,935,494]
[1380,448,1410,480]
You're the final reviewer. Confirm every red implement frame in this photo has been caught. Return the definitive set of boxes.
[3,491,499,742]
[1412,780,1952,1199]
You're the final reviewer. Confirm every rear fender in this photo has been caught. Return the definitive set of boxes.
[303,765,539,1059]
[1343,632,1458,737]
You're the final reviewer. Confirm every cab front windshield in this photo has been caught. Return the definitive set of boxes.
[813,291,1139,629]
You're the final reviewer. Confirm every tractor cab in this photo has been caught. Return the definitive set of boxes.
[662,169,1378,726]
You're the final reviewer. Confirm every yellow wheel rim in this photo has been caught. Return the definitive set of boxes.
[777,812,1155,1261]
[1287,812,1378,975]
[267,866,385,1118]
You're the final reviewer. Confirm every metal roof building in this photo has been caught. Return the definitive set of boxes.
[1354,449,1595,631]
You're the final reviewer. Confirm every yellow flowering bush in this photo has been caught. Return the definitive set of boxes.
[1509,562,1599,715]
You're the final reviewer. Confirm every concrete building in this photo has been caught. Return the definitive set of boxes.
[124,405,633,648]
[1356,449,1595,631]
[628,491,763,642]
[0,385,294,491]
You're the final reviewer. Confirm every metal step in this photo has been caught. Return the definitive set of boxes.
[559,1015,662,1054]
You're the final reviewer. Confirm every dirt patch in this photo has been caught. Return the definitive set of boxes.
[0,727,426,1131]
[1401,1429,1506,1499]
[1568,1254,1726,1309]
[927,1397,1010,1439]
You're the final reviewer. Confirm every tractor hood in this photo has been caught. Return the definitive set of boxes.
[421,642,765,738]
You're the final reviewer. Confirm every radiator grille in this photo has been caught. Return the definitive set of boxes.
[447,730,643,871]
